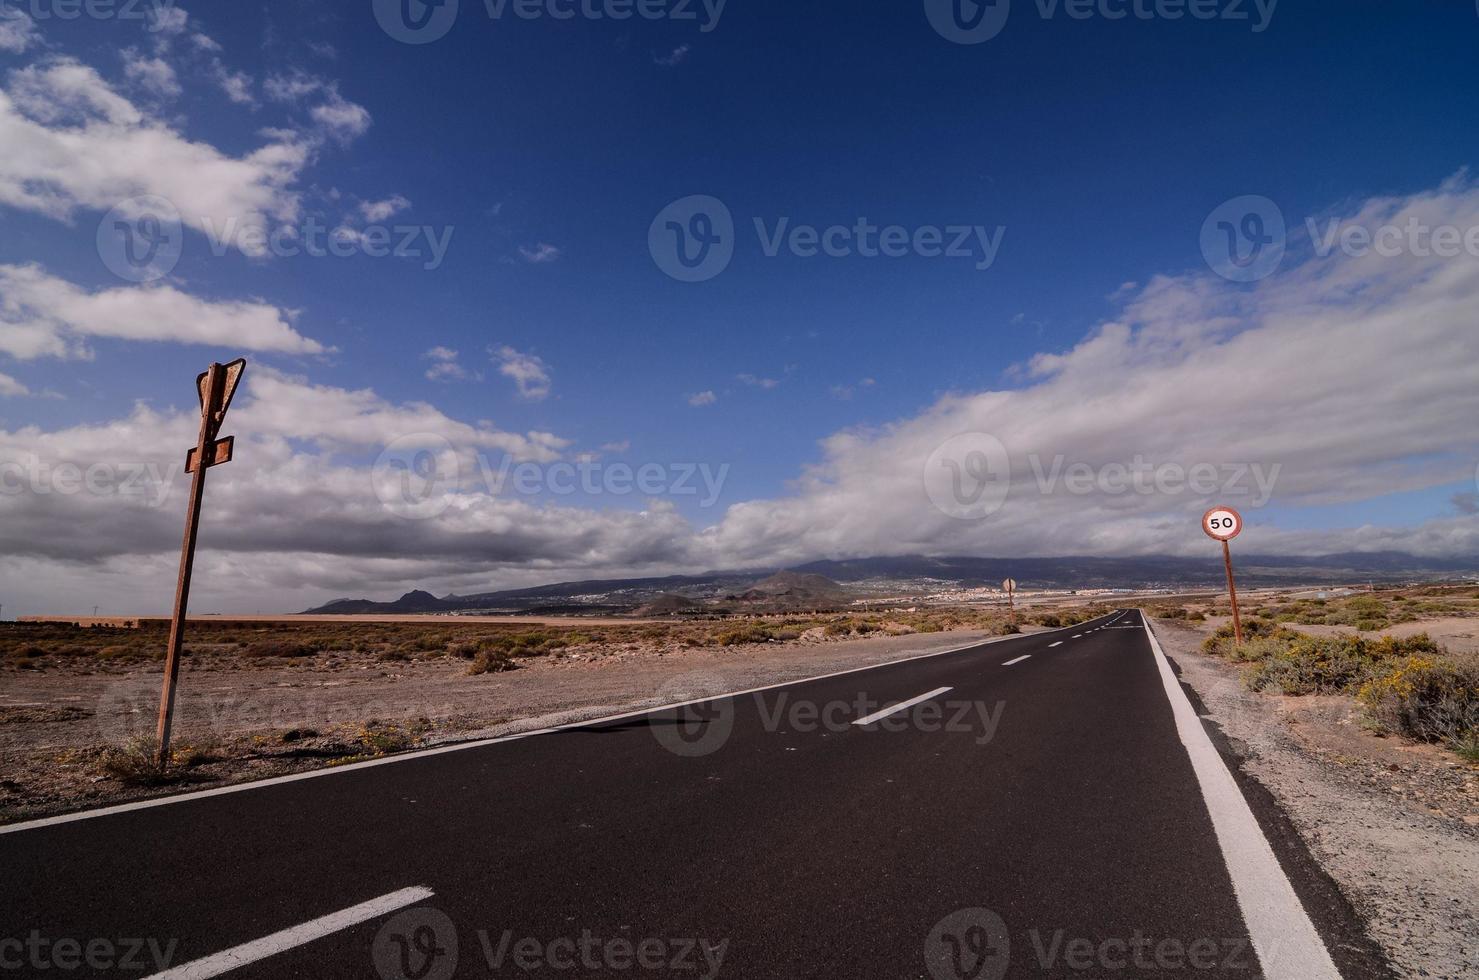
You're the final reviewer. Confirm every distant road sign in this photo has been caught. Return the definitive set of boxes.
[1202,506,1243,542]
[1002,578,1017,592]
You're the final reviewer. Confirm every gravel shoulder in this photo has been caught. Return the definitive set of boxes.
[0,626,1010,824]
[1151,617,1478,980]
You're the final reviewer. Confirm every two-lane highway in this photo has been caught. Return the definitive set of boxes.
[0,611,1361,978]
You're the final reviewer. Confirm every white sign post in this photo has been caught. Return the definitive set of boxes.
[1202,506,1244,645]
[1002,578,1017,625]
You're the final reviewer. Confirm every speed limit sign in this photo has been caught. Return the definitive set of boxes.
[1202,506,1242,541]
[1203,505,1245,644]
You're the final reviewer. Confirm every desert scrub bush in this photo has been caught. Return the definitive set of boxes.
[1200,618,1292,658]
[96,644,144,661]
[468,648,519,674]
[99,737,170,785]
[1184,609,1206,622]
[1358,654,1479,752]
[242,639,318,658]
[1452,736,1479,763]
[356,724,418,755]
[98,737,215,784]
[718,625,772,646]
[1240,633,1439,696]
[1220,635,1293,665]
[1032,613,1062,629]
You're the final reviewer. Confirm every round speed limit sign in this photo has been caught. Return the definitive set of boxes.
[1202,506,1243,541]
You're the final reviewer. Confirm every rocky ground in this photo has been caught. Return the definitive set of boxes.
[1153,617,1478,980]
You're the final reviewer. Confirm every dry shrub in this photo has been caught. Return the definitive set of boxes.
[98,737,218,784]
[468,649,519,674]
[241,640,317,658]
[1359,654,1479,754]
[1240,632,1440,696]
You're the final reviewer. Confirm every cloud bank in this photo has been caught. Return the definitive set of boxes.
[5,174,1479,611]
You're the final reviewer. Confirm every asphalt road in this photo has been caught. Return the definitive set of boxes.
[0,610,1379,979]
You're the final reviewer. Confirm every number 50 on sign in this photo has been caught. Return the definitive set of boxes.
[1202,507,1242,541]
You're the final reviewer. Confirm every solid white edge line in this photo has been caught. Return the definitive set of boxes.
[1142,622,1341,980]
[1,612,1122,836]
[1001,655,1031,666]
[143,886,434,980]
[851,687,953,726]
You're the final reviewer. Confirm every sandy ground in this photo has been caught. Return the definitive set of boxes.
[0,627,1009,824]
[1152,618,1478,979]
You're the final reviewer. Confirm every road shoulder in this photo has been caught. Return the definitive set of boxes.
[1151,617,1476,980]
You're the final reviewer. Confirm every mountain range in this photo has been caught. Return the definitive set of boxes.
[301,552,1479,615]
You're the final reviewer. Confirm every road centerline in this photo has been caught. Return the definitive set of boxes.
[143,886,434,980]
[1048,641,1063,648]
[851,687,953,726]
[1002,655,1031,666]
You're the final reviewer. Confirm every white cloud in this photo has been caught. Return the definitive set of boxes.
[310,91,371,142]
[491,345,552,400]
[703,177,1479,565]
[0,371,29,397]
[0,264,327,359]
[0,9,39,53]
[264,71,371,144]
[423,346,478,382]
[518,243,561,264]
[829,377,875,400]
[209,61,255,106]
[122,50,182,99]
[0,58,306,253]
[737,373,779,389]
[238,369,565,458]
[687,390,717,407]
[360,194,411,223]
[0,368,587,610]
[263,72,322,103]
[654,44,690,67]
[148,4,189,37]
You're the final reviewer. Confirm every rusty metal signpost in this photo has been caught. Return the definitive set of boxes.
[155,358,245,768]
[1202,505,1244,645]
[1002,578,1017,625]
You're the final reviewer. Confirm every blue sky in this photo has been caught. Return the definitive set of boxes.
[3,0,1479,611]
